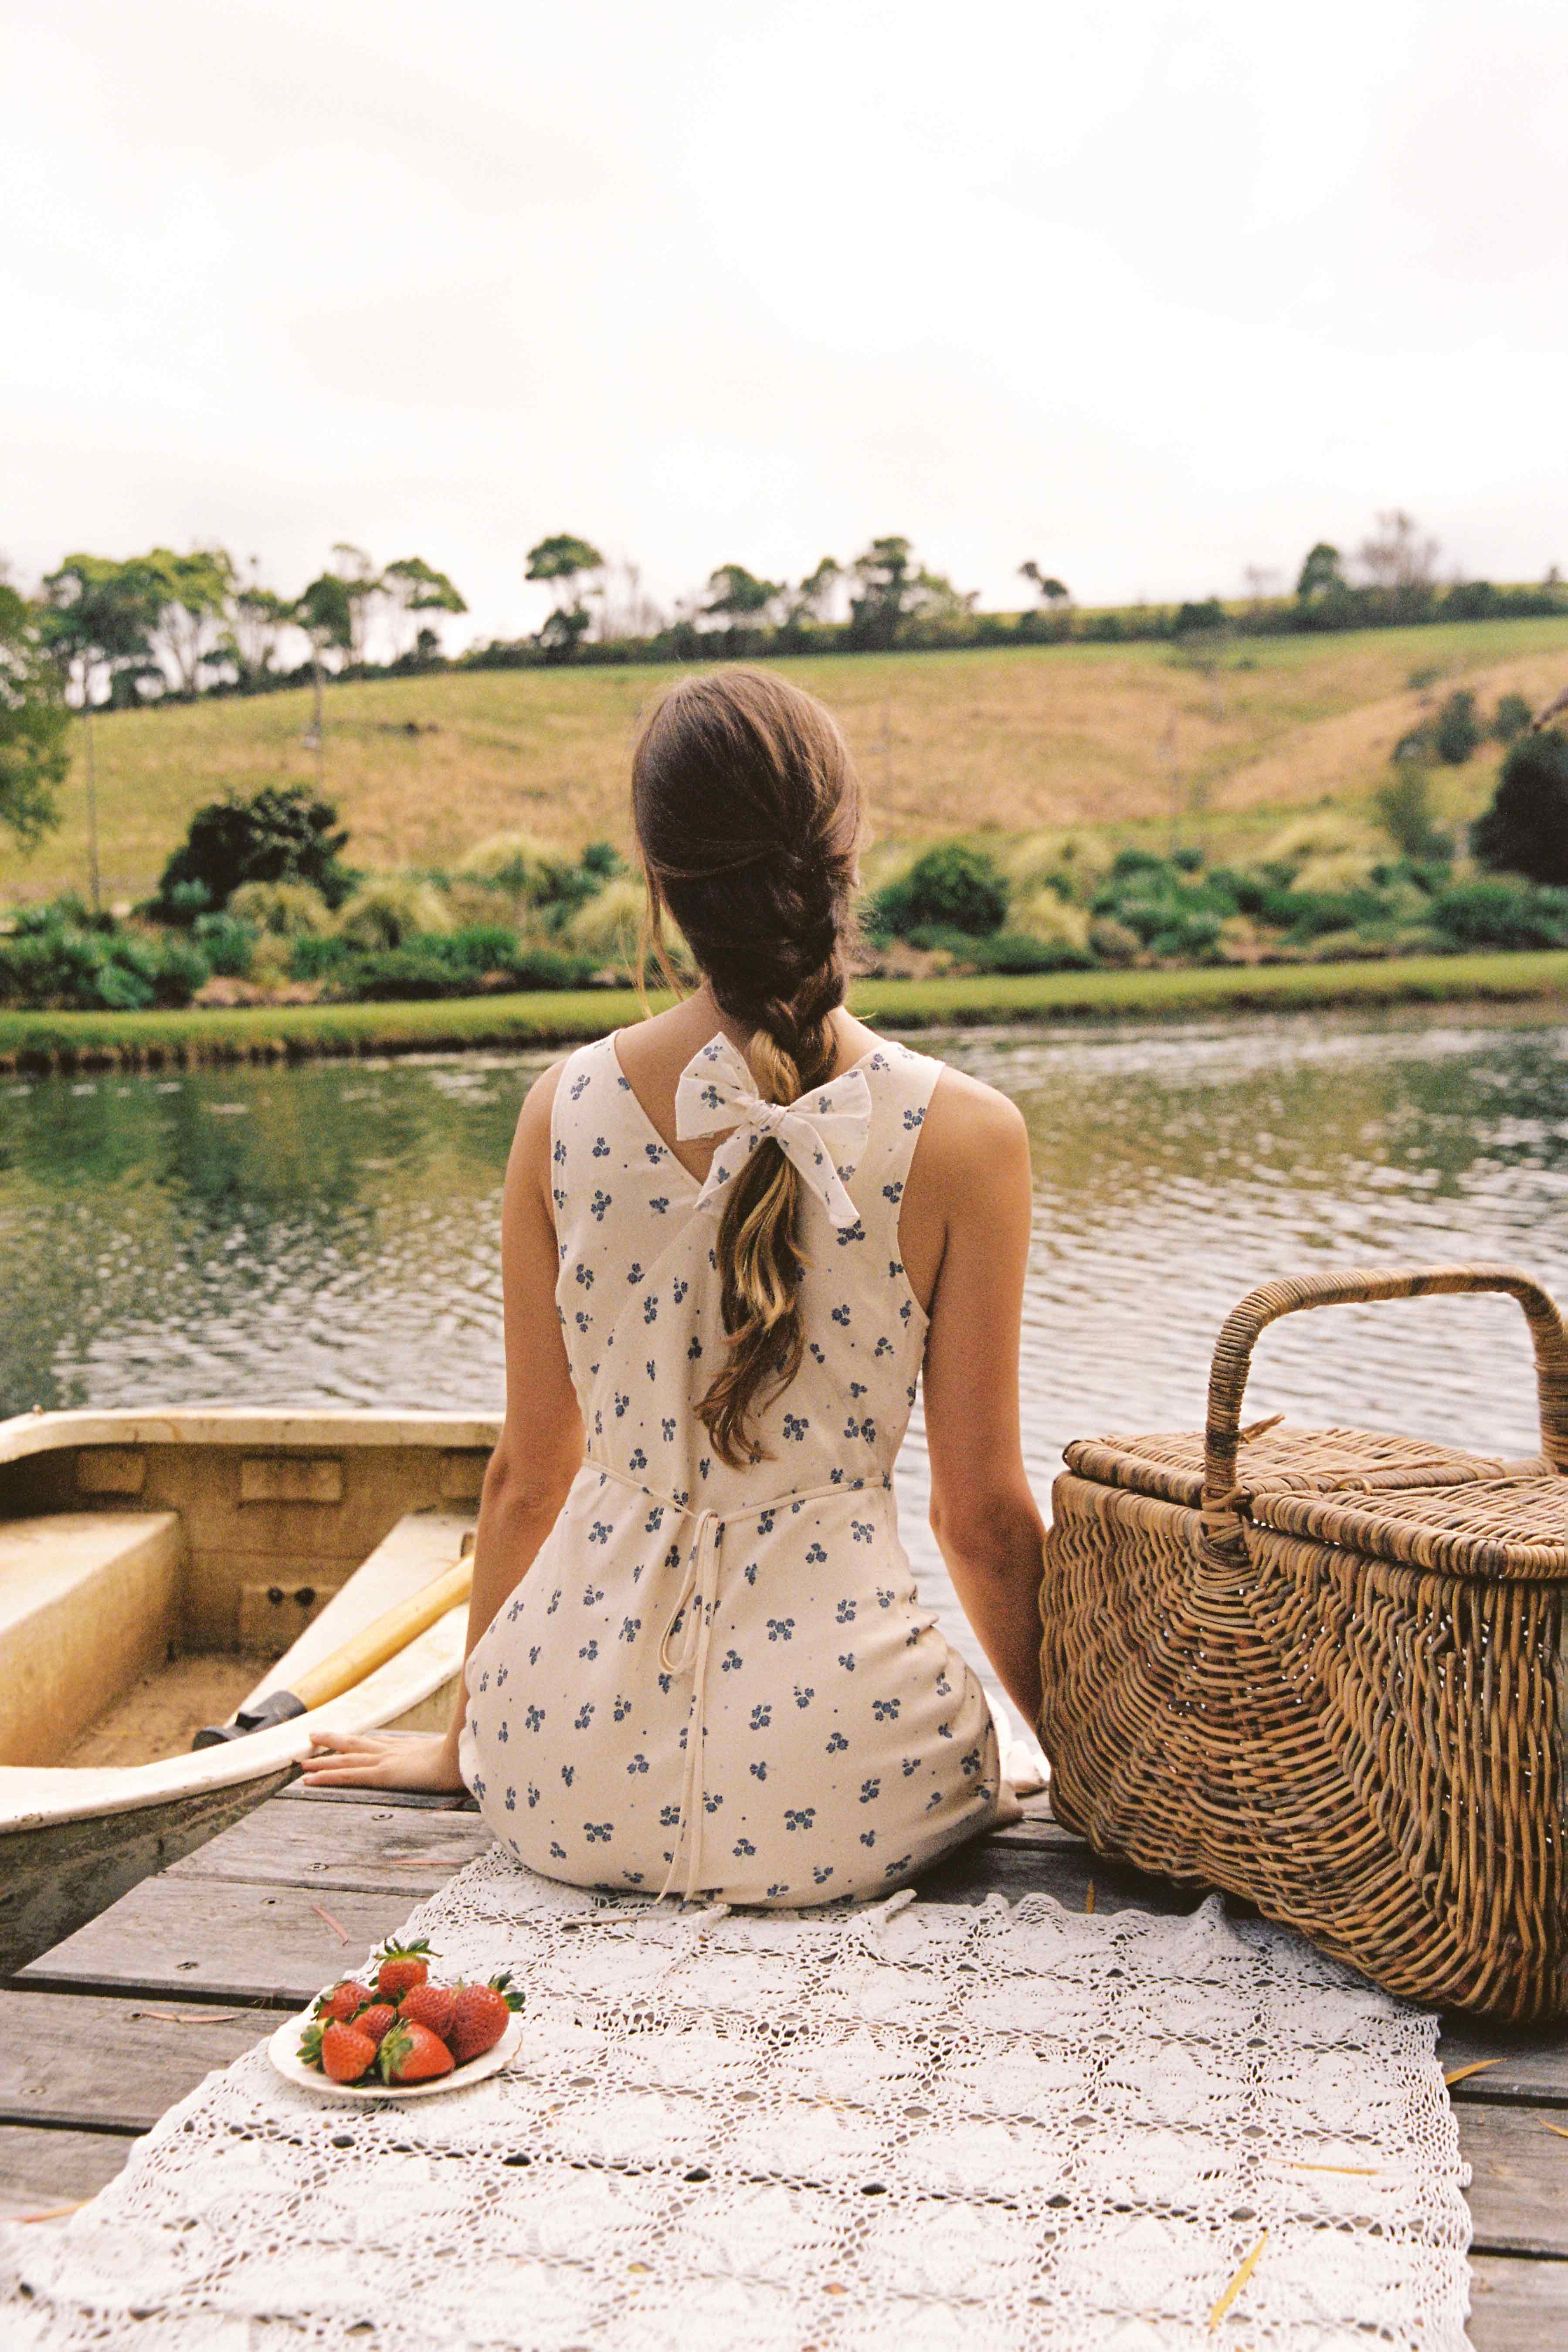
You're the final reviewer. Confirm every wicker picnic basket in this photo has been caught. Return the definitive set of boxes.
[1039,1264,1568,2022]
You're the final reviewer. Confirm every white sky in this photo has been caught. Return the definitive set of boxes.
[3,0,1565,646]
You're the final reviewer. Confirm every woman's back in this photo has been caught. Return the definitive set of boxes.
[553,1029,937,1511]
[459,1022,1005,1904]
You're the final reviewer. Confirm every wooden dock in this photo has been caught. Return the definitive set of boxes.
[3,1787,1565,2346]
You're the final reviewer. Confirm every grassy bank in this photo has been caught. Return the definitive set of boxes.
[13,614,1568,906]
[4,954,1565,1074]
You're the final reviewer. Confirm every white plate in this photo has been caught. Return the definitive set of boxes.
[268,2004,524,2100]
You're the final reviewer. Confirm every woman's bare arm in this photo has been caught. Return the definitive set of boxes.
[301,1060,583,1789]
[910,1074,1045,1726]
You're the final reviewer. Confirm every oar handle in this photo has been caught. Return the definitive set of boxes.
[288,1557,474,1712]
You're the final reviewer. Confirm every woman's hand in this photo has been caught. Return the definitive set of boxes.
[299,1729,467,1794]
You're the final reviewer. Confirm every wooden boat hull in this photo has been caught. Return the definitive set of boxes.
[0,1407,496,1974]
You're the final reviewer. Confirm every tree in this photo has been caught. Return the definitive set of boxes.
[0,574,70,847]
[525,534,605,657]
[787,557,842,624]
[384,557,467,659]
[1296,543,1345,602]
[704,563,782,623]
[139,545,237,693]
[41,554,162,909]
[223,563,293,685]
[1471,731,1568,886]
[1357,510,1440,592]
[1433,689,1481,765]
[293,574,354,776]
[1019,560,1071,606]
[154,784,353,917]
[329,544,385,665]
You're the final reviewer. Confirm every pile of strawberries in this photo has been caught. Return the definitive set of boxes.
[299,1938,522,2088]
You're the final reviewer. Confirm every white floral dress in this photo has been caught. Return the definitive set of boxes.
[459,1028,1002,1905]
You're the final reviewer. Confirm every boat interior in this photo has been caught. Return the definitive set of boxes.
[0,1411,498,1771]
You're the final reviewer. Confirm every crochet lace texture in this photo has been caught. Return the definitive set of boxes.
[2,1850,1471,2349]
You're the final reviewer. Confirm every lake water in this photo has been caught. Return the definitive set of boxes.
[6,1006,1568,1707]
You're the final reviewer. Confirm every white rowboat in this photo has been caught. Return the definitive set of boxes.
[0,1406,497,1973]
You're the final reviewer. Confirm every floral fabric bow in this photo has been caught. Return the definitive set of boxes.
[674,1033,871,1230]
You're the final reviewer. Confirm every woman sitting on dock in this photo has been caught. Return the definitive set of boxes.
[304,668,1045,1904]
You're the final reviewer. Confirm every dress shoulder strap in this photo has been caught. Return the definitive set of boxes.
[845,1039,944,1253]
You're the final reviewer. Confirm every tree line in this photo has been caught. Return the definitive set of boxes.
[3,511,1564,876]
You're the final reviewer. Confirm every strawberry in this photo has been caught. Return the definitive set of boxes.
[446,1973,523,2064]
[374,1938,434,2005]
[299,2017,377,2082]
[315,1978,373,2023]
[399,1982,456,2040]
[354,2002,397,2048]
[378,2019,454,2086]
[321,2019,378,2083]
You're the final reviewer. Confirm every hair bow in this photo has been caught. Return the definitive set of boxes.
[675,1032,871,1229]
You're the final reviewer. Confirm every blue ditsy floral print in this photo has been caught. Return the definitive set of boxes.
[457,1028,1002,1906]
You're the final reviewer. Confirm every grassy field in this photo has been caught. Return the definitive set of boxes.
[4,953,1565,1073]
[7,616,1568,909]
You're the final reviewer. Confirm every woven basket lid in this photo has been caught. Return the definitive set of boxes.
[1061,1426,1568,1580]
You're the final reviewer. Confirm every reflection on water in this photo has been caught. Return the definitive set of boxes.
[6,1008,1568,1698]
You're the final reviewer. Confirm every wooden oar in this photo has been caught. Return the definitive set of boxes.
[193,1557,473,1746]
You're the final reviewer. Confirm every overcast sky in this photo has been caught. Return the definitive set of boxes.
[4,0,1565,646]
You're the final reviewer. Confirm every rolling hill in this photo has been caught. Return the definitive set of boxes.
[8,615,1568,906]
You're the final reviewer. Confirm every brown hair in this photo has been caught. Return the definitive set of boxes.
[632,668,862,1466]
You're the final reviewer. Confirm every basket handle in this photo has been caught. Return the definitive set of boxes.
[1202,1264,1568,1519]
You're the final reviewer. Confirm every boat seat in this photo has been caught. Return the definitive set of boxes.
[241,1507,474,1715]
[0,1513,184,1768]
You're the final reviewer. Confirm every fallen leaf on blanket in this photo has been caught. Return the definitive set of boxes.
[311,1902,350,1944]
[1541,2121,1568,2142]
[1084,1879,1095,1914]
[1442,2059,1500,2088]
[1208,2231,1268,2329]
[1283,2161,1380,2176]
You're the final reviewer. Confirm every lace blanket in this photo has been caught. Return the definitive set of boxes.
[2,1850,1471,2350]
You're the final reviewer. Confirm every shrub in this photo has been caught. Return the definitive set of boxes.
[0,920,209,1010]
[566,877,650,967]
[191,912,255,978]
[336,879,453,950]
[288,933,353,981]
[1011,888,1092,956]
[325,943,591,1000]
[971,930,1095,974]
[1110,847,1171,883]
[1493,693,1534,744]
[1374,771,1455,862]
[1432,879,1568,950]
[1471,730,1568,884]
[869,844,1008,938]
[153,785,353,917]
[227,880,332,937]
[1433,689,1481,765]
[1088,916,1140,965]
[455,831,554,895]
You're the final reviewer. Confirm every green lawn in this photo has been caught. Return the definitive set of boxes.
[5,954,1565,1073]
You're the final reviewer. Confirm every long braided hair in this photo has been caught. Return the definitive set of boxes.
[631,669,863,1466]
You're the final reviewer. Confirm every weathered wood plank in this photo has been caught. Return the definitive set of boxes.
[275,1781,477,1809]
[0,2126,135,2218]
[1466,2253,1568,2350]
[165,1796,493,1897]
[1438,2019,1568,2107]
[917,1832,1198,1915]
[17,1880,403,2007]
[1461,2105,1568,2256]
[0,1992,262,2133]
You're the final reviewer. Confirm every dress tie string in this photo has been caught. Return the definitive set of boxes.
[586,1458,891,1905]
